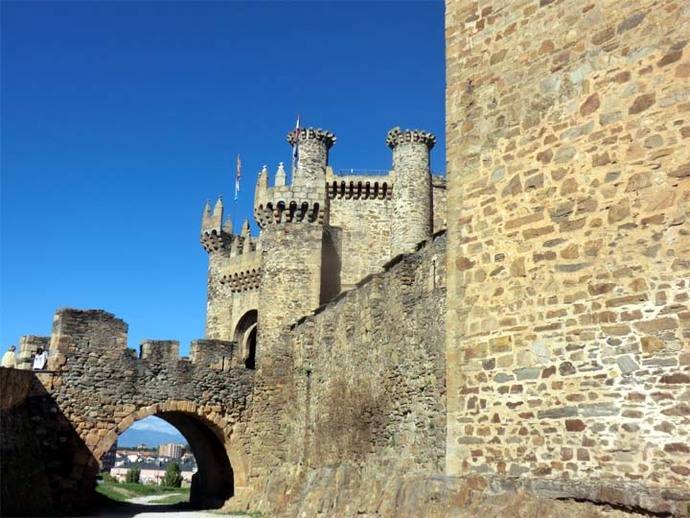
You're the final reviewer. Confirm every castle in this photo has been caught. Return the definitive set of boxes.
[2,0,689,516]
[200,126,446,369]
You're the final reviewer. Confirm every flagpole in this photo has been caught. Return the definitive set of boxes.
[234,153,241,202]
[292,114,300,175]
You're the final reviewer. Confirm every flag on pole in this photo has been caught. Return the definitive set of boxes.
[234,154,241,201]
[292,114,300,173]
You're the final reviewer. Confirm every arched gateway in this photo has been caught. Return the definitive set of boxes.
[23,308,255,513]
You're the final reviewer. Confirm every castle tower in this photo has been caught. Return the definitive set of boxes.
[288,127,336,187]
[387,127,436,256]
[248,128,336,479]
[200,197,233,339]
[253,128,335,362]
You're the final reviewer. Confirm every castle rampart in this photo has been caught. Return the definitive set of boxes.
[7,308,256,514]
[17,334,50,369]
[248,231,447,515]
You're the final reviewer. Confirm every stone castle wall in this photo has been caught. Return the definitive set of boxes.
[247,231,447,515]
[40,309,254,509]
[205,234,261,341]
[1,368,94,516]
[328,180,393,290]
[432,176,447,233]
[445,0,690,514]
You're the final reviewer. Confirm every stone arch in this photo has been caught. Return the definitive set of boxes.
[233,309,257,369]
[93,400,248,509]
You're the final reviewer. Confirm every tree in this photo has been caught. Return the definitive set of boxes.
[126,466,141,484]
[162,462,183,488]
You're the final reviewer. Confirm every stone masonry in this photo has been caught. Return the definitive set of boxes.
[446,0,690,514]
[3,308,254,515]
[202,126,446,348]
[3,2,690,516]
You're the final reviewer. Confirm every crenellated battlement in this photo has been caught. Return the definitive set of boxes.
[287,127,336,150]
[33,308,247,373]
[139,339,179,362]
[190,339,236,370]
[385,127,436,150]
[254,196,327,228]
[200,197,233,254]
[253,161,328,228]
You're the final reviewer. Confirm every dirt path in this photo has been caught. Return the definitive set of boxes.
[125,494,179,505]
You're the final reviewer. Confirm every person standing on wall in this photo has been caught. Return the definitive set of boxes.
[1,345,17,368]
[32,347,48,370]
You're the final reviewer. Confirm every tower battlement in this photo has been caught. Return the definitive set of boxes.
[253,162,328,228]
[385,128,436,150]
[326,176,393,200]
[287,127,336,149]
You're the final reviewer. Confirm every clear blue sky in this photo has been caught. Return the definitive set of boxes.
[1,1,445,356]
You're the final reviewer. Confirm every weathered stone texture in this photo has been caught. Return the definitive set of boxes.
[432,175,448,234]
[328,181,392,291]
[249,232,447,515]
[204,127,446,345]
[1,368,93,516]
[389,128,436,256]
[30,309,254,512]
[17,334,49,369]
[446,0,690,514]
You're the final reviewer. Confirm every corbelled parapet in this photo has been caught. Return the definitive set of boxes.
[253,162,328,228]
[218,256,262,293]
[327,175,394,200]
[385,127,436,150]
[200,197,232,254]
[387,127,436,256]
[287,127,336,150]
[287,127,336,187]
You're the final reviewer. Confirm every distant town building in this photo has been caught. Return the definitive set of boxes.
[100,441,117,472]
[158,442,184,459]
[110,459,197,486]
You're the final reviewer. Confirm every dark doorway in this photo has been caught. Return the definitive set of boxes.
[244,326,257,369]
[233,310,258,370]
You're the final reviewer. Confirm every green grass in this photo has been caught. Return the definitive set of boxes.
[95,481,189,503]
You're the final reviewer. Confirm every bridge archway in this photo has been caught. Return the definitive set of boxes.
[234,310,257,370]
[93,401,247,509]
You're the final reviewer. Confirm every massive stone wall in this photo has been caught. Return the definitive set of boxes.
[247,232,447,515]
[328,173,447,291]
[329,188,393,290]
[0,368,94,516]
[446,0,690,514]
[432,176,447,233]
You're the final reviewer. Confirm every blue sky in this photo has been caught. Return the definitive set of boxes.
[119,416,186,448]
[1,1,445,356]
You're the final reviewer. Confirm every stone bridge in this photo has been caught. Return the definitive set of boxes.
[1,308,255,515]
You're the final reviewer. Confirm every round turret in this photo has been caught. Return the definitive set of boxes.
[387,127,435,256]
[287,127,336,187]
